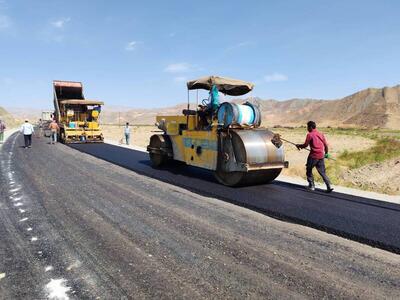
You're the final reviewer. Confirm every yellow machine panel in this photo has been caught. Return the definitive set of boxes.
[181,130,218,170]
[157,115,196,134]
[169,135,185,162]
[87,122,99,129]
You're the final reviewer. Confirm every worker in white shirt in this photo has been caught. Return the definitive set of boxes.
[20,120,35,148]
[124,122,131,145]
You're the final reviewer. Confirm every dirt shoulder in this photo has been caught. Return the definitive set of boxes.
[342,157,400,194]
[101,124,153,148]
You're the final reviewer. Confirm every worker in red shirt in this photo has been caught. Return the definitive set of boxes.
[296,121,333,193]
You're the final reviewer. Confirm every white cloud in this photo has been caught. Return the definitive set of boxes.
[236,41,251,47]
[226,41,254,51]
[0,15,11,30]
[173,76,187,82]
[264,73,288,82]
[125,41,140,51]
[51,17,71,28]
[164,63,193,73]
[38,18,71,43]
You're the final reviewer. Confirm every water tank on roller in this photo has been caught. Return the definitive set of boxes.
[217,102,261,128]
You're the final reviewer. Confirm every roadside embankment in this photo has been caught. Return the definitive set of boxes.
[0,128,18,149]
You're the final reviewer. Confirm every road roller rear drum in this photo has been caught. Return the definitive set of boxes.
[148,134,172,167]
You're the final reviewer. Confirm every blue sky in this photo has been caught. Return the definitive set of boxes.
[1,0,400,109]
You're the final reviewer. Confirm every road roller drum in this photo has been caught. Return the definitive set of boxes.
[215,128,286,186]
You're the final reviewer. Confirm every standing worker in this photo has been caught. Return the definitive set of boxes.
[48,120,59,144]
[296,121,333,193]
[124,122,130,145]
[20,120,34,148]
[0,120,6,143]
[38,119,43,138]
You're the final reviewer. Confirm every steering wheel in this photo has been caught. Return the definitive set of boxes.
[201,98,209,106]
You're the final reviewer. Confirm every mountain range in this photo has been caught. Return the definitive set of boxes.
[100,85,400,129]
[4,84,400,129]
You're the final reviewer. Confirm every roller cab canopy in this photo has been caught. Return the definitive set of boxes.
[187,76,254,96]
[60,99,104,105]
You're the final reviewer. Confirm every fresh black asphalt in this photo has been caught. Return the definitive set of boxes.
[1,133,399,299]
[70,142,400,254]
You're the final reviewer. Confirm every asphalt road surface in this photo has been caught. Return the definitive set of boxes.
[70,141,400,254]
[0,133,399,299]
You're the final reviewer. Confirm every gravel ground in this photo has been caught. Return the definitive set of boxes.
[0,133,399,299]
[343,158,400,195]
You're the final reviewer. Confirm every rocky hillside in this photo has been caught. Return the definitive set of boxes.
[250,85,400,128]
[9,85,398,129]
[0,106,18,128]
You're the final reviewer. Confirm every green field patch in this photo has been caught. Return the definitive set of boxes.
[338,138,400,169]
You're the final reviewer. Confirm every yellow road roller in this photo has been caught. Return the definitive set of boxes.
[147,76,288,186]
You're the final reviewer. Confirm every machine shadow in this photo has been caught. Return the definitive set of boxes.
[68,142,400,254]
[139,159,221,183]
[70,143,400,212]
[70,143,221,185]
[273,179,400,211]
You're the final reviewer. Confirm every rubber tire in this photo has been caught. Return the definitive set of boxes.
[149,153,167,167]
[60,130,66,144]
[148,134,171,167]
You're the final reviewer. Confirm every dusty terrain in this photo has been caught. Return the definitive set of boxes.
[102,125,400,195]
[102,124,154,148]
[342,158,400,194]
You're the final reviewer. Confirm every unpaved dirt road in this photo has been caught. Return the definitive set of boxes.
[1,133,399,299]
